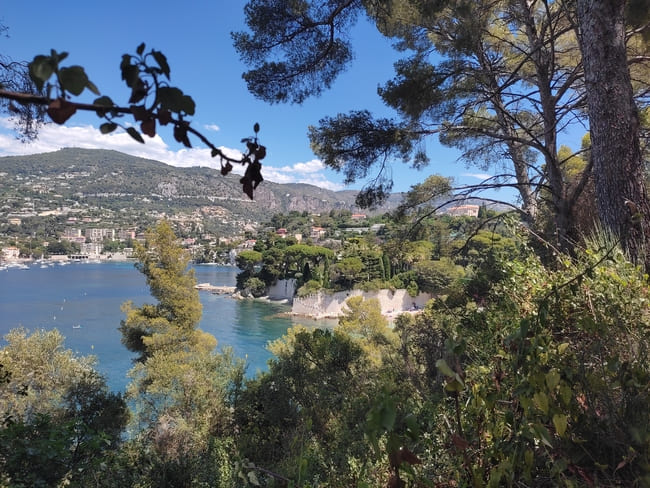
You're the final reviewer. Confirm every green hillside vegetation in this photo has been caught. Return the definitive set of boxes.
[0,148,404,239]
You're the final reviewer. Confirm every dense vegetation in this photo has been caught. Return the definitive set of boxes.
[2,214,649,487]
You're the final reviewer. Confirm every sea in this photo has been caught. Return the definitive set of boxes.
[0,261,335,392]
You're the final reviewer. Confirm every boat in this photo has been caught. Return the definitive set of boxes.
[72,324,82,329]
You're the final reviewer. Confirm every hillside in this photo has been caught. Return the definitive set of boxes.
[0,148,404,234]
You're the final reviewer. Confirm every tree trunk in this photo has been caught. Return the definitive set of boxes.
[576,0,650,267]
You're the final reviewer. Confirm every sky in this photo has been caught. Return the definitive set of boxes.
[0,1,501,197]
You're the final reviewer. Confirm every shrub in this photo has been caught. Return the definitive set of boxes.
[244,277,266,298]
[296,279,322,297]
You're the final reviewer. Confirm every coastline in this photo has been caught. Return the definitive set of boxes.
[195,284,430,322]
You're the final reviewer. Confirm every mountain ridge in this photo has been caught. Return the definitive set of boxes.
[0,147,405,234]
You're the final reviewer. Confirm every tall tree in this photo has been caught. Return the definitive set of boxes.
[120,220,242,480]
[575,0,650,266]
[235,0,649,254]
[120,220,203,360]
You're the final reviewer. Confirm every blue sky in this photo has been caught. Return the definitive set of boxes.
[1,1,502,197]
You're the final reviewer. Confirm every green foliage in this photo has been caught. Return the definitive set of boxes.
[412,257,465,294]
[418,244,650,486]
[406,279,418,297]
[244,276,267,297]
[0,328,128,487]
[118,220,245,481]
[46,238,80,255]
[330,256,364,289]
[296,279,322,297]
[119,220,202,358]
[238,326,383,486]
[338,296,397,367]
[234,0,360,103]
[236,249,263,271]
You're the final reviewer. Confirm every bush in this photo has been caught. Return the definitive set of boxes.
[427,244,650,486]
[356,279,385,292]
[244,277,266,298]
[406,280,419,297]
[296,279,322,297]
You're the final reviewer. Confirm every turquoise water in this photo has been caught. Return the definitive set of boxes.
[0,262,333,392]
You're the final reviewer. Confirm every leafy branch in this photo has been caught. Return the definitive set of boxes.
[0,43,265,199]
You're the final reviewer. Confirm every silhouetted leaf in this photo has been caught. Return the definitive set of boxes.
[86,80,100,95]
[120,55,139,87]
[59,66,89,96]
[241,176,254,199]
[255,145,266,160]
[173,124,191,147]
[157,109,172,125]
[152,50,170,78]
[29,55,54,91]
[47,98,76,124]
[141,119,156,138]
[130,105,148,121]
[128,79,147,104]
[126,126,145,143]
[100,122,118,134]
[221,161,233,175]
[245,160,264,189]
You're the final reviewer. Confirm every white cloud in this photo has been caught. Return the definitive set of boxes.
[0,119,344,190]
[263,159,344,190]
[462,172,494,181]
[204,123,220,132]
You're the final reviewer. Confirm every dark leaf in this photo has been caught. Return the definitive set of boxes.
[245,161,264,189]
[136,43,146,56]
[221,161,233,176]
[152,50,170,78]
[47,98,77,124]
[100,122,118,134]
[180,94,195,116]
[255,145,266,161]
[173,124,191,148]
[120,55,139,87]
[93,96,114,117]
[451,433,470,450]
[141,118,156,138]
[94,95,114,107]
[157,86,185,113]
[130,105,149,121]
[240,176,254,199]
[86,80,100,96]
[253,122,260,133]
[128,79,147,104]
[59,66,89,96]
[29,55,54,92]
[126,126,145,143]
[398,447,421,465]
[52,50,68,63]
[157,109,172,125]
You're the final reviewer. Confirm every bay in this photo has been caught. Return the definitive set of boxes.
[0,261,334,392]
